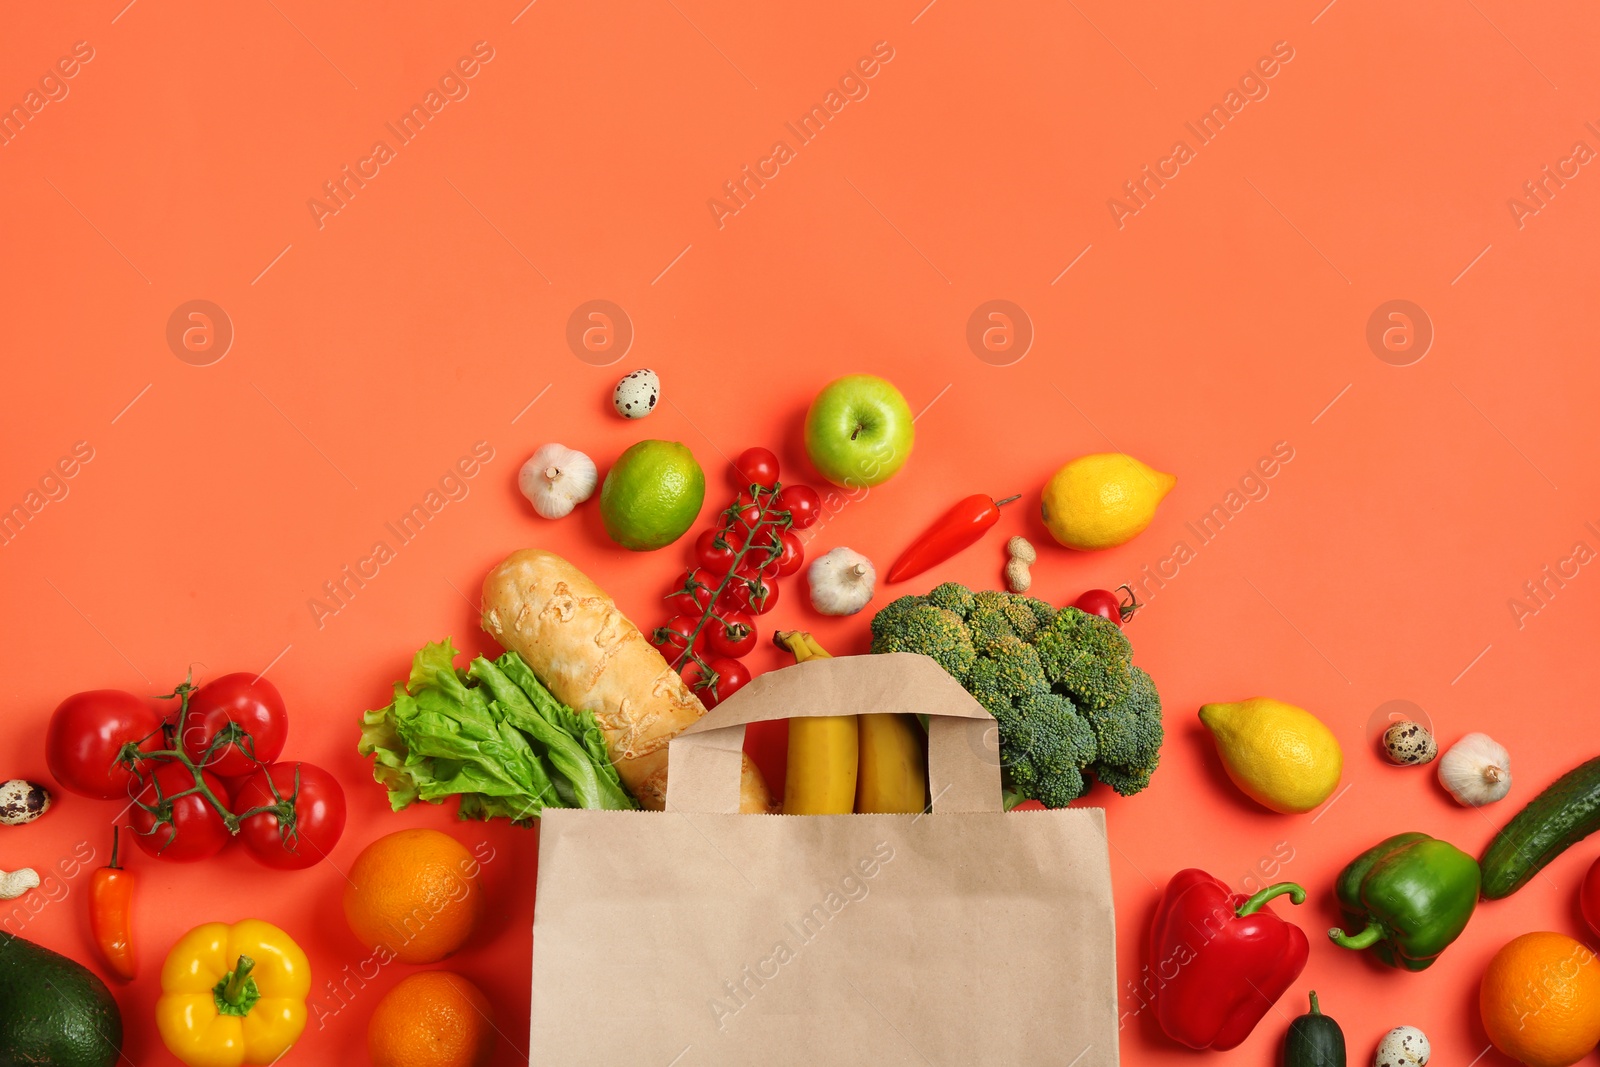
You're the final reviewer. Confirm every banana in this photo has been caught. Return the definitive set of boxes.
[856,712,928,814]
[774,632,927,814]
[775,631,855,814]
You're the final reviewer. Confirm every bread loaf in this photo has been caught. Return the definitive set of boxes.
[481,548,775,813]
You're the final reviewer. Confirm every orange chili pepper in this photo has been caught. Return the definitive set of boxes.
[89,826,136,980]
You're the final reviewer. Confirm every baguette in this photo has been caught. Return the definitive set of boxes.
[481,548,776,813]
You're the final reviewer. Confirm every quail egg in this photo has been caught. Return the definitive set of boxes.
[613,368,659,419]
[1374,1025,1429,1066]
[0,780,52,826]
[1382,720,1437,766]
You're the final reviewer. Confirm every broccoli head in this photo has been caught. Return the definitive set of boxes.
[966,607,1016,653]
[997,692,1097,808]
[925,582,977,619]
[999,596,1047,642]
[1086,667,1162,797]
[870,594,925,643]
[868,584,1162,807]
[968,636,1048,711]
[1035,607,1134,710]
[869,601,977,683]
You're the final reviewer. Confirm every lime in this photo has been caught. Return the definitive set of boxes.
[599,441,705,551]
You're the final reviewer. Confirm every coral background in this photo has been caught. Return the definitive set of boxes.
[3,0,1598,1062]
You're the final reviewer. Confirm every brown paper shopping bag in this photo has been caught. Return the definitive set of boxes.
[528,653,1120,1066]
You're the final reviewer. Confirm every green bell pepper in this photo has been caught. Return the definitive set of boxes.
[1326,832,1479,971]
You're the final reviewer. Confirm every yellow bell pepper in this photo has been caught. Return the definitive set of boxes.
[156,919,310,1067]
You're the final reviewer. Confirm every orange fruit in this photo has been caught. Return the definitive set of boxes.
[368,971,496,1067]
[1481,931,1600,1067]
[343,828,485,964]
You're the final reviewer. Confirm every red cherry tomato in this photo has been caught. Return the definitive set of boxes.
[707,658,752,704]
[677,658,717,706]
[732,447,780,490]
[731,492,767,532]
[1582,858,1600,939]
[1072,589,1131,627]
[706,611,757,658]
[236,761,347,870]
[773,530,804,576]
[651,615,706,665]
[695,529,739,574]
[728,571,780,615]
[179,674,288,777]
[128,761,232,862]
[742,528,804,578]
[664,568,718,616]
[778,484,822,529]
[46,690,166,799]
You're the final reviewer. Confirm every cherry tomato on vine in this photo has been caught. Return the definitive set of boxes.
[235,761,347,870]
[1072,588,1137,627]
[777,484,822,529]
[650,615,706,664]
[706,658,752,704]
[772,530,804,576]
[179,673,288,777]
[128,761,232,862]
[732,447,780,490]
[695,529,738,574]
[728,571,780,615]
[731,491,769,532]
[664,568,718,617]
[677,659,714,705]
[46,690,166,799]
[706,611,757,659]
[742,528,804,578]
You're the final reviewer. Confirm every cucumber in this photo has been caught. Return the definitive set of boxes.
[1481,754,1600,899]
[1283,991,1344,1067]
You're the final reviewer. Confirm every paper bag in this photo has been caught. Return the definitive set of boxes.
[528,652,1120,1066]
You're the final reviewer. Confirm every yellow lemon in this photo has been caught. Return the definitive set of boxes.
[1040,453,1175,550]
[1199,698,1343,814]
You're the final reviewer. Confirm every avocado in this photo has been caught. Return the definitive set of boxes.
[0,931,123,1067]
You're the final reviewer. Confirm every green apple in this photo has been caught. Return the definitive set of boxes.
[804,375,914,488]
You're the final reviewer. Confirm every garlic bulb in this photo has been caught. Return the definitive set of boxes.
[1438,732,1511,806]
[519,444,597,519]
[808,547,876,616]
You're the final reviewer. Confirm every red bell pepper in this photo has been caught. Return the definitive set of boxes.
[1149,869,1309,1050]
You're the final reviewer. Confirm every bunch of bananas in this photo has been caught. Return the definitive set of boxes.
[774,632,929,815]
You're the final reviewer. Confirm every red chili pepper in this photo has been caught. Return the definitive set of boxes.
[1148,870,1309,1050]
[89,826,136,981]
[887,493,1020,584]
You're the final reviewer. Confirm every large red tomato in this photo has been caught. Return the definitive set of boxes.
[179,673,288,777]
[128,761,233,862]
[235,762,347,870]
[46,690,166,799]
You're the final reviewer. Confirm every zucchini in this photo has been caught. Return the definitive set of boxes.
[1283,991,1344,1067]
[1481,754,1600,899]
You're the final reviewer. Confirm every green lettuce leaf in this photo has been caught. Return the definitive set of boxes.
[357,639,636,823]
